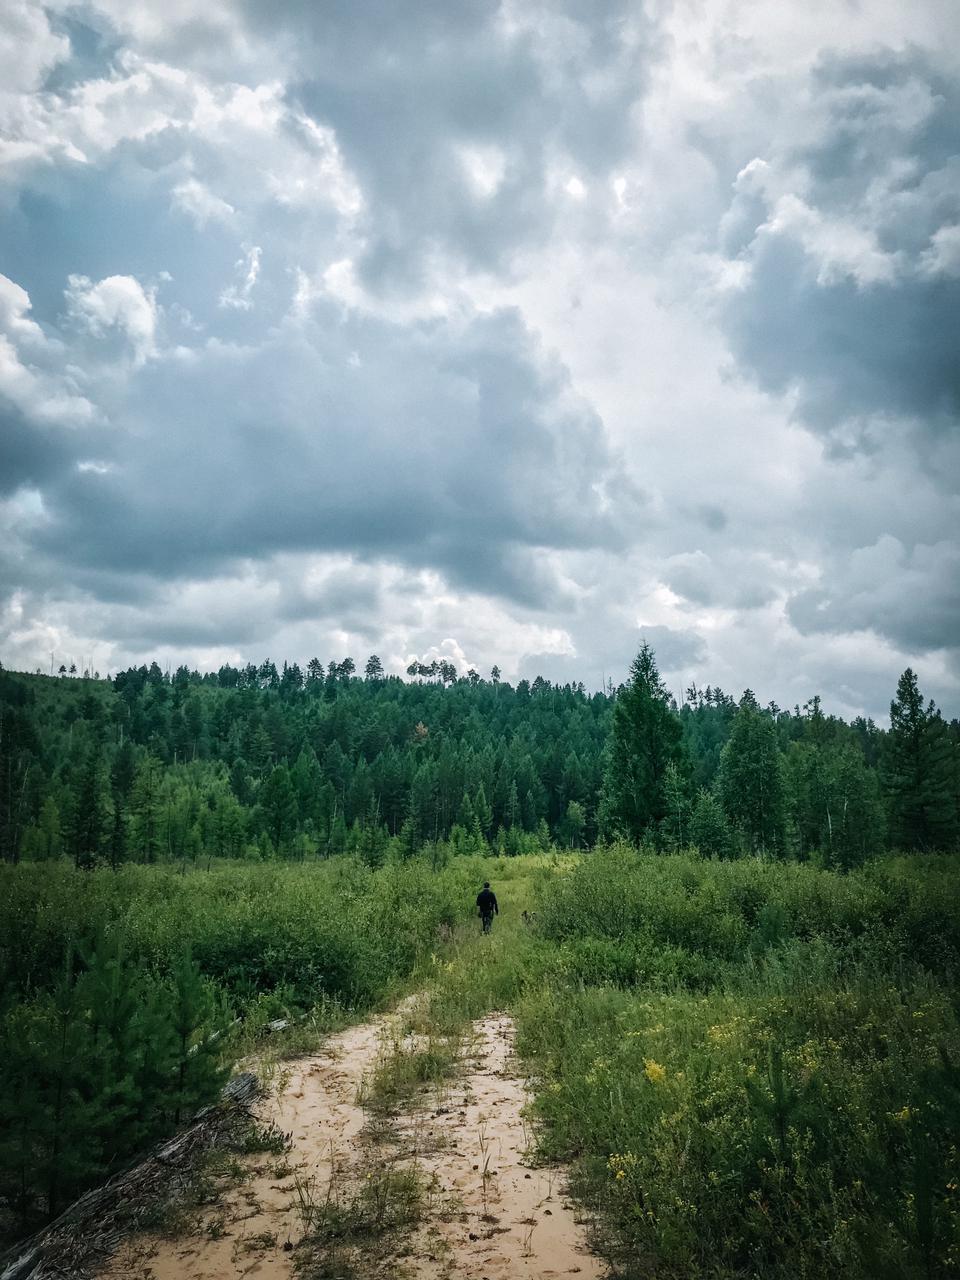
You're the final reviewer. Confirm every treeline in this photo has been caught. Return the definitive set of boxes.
[0,648,957,867]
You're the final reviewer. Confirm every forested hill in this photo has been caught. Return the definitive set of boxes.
[1,654,957,867]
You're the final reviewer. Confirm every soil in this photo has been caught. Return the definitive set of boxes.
[98,1006,605,1280]
[398,1012,605,1280]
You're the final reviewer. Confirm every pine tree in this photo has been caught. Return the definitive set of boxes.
[168,953,228,1125]
[689,788,734,859]
[884,669,958,850]
[259,763,298,853]
[364,654,385,681]
[600,644,686,845]
[718,692,786,856]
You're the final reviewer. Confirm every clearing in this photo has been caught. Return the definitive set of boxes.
[99,936,603,1278]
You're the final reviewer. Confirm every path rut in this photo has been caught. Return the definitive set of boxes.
[98,1006,604,1280]
[399,1012,604,1280]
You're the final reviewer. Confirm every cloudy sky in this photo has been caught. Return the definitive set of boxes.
[1,0,958,718]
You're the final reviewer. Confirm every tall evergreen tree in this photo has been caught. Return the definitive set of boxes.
[884,669,958,850]
[689,788,734,859]
[64,750,109,869]
[128,755,163,862]
[259,763,298,852]
[718,691,787,856]
[599,644,686,844]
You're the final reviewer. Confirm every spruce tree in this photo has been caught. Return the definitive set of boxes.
[64,750,109,869]
[689,788,734,859]
[884,669,958,850]
[718,691,787,856]
[599,644,685,845]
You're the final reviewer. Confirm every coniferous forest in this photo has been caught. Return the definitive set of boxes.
[1,649,959,1274]
[2,647,957,871]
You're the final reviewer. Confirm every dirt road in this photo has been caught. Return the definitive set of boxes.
[100,1005,604,1280]
[399,1012,604,1280]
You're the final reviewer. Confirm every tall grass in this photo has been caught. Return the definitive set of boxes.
[0,855,480,1242]
[515,847,960,1278]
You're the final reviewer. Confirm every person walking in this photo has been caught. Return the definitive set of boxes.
[476,881,499,934]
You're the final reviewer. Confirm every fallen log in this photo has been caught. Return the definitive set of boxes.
[0,1072,260,1280]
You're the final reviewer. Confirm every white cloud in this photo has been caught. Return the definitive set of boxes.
[0,0,957,717]
[0,3,69,95]
[172,177,235,227]
[0,274,95,425]
[920,223,960,278]
[65,273,159,365]
[458,145,508,200]
[218,245,261,310]
[761,193,901,287]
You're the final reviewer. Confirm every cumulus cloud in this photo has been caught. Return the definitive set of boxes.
[25,296,636,598]
[0,274,95,470]
[172,177,235,227]
[0,0,957,718]
[715,49,960,445]
[64,273,158,364]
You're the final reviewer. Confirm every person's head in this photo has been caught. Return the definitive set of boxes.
[483,881,490,889]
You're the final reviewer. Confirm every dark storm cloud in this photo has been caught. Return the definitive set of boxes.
[0,403,77,495]
[29,303,640,605]
[725,237,960,436]
[719,49,960,446]
[787,537,960,655]
[263,0,656,287]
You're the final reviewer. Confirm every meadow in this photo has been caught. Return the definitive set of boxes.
[2,846,958,1278]
[0,856,474,1238]
[516,849,960,1278]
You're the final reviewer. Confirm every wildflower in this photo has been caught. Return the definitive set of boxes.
[644,1058,667,1084]
[615,1169,626,1180]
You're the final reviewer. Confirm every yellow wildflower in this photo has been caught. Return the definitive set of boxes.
[644,1058,667,1084]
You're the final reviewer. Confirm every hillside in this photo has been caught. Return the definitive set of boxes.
[2,653,956,868]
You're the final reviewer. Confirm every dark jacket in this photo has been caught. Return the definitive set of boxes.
[476,888,498,916]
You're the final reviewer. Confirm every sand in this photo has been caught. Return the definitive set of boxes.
[98,1006,605,1280]
[398,1012,605,1280]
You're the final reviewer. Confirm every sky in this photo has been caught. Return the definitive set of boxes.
[1,0,958,720]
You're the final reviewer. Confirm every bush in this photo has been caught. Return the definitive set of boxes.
[0,855,475,1241]
[515,848,960,1277]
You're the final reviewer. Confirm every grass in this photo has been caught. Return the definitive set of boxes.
[6,846,958,1277]
[512,847,960,1279]
[293,1160,430,1280]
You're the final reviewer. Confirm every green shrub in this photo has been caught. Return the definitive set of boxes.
[517,848,960,1277]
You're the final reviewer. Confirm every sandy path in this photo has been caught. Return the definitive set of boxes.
[99,1006,604,1280]
[399,1013,606,1280]
[99,1016,389,1280]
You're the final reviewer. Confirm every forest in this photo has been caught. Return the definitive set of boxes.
[1,648,958,1275]
[1,645,958,871]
